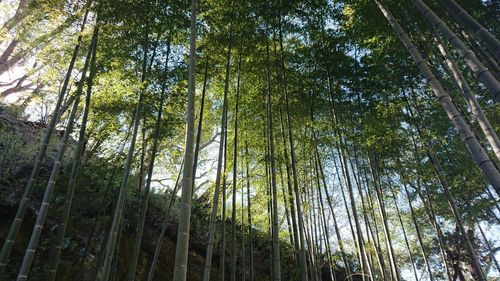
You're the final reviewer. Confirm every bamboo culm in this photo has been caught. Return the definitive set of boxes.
[433,34,500,161]
[438,0,500,60]
[265,28,282,281]
[99,2,151,278]
[171,0,197,278]
[413,0,500,102]
[126,39,171,281]
[16,26,97,281]
[202,22,232,281]
[0,6,91,275]
[46,25,99,281]
[230,53,242,281]
[376,0,500,195]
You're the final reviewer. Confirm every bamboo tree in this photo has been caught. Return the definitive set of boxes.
[172,0,197,278]
[333,156,362,275]
[265,27,281,281]
[126,38,172,281]
[431,153,486,280]
[352,152,386,280]
[245,141,254,281]
[438,0,500,60]
[338,139,370,280]
[147,160,184,281]
[278,24,309,281]
[46,25,99,281]
[404,94,453,280]
[230,53,242,281]
[316,152,353,281]
[312,153,336,281]
[0,6,91,275]
[16,27,97,281]
[202,19,233,281]
[376,0,500,195]
[432,34,500,161]
[278,105,300,261]
[190,57,209,200]
[241,167,246,281]
[412,0,500,102]
[404,87,487,280]
[99,1,151,278]
[367,156,401,281]
[396,160,434,281]
[388,184,419,281]
[474,215,500,273]
[279,164,294,246]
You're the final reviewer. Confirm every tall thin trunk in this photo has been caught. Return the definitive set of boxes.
[334,156,360,272]
[346,153,376,280]
[319,154,353,281]
[230,53,242,281]
[353,153,386,280]
[147,160,184,281]
[126,39,171,281]
[190,57,209,199]
[16,28,97,281]
[413,0,500,102]
[99,2,151,278]
[438,0,500,60]
[203,19,233,281]
[432,34,500,160]
[46,25,99,281]
[430,152,487,280]
[0,9,90,276]
[278,15,308,281]
[265,32,281,280]
[367,156,400,281]
[172,0,197,278]
[404,95,453,280]
[279,163,294,246]
[338,139,369,280]
[241,167,246,281]
[245,142,254,281]
[313,153,336,281]
[376,1,500,195]
[475,216,500,273]
[388,185,419,281]
[278,105,300,261]
[396,162,434,281]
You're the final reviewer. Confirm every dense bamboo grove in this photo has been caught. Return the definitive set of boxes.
[0,0,499,280]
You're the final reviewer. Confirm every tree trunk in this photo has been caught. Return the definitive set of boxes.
[265,31,281,280]
[16,30,96,280]
[99,2,151,278]
[46,26,99,281]
[171,0,197,278]
[0,9,90,276]
[147,160,184,281]
[377,0,500,195]
[230,53,242,281]
[203,18,233,280]
[245,142,254,281]
[277,15,309,281]
[438,0,500,60]
[432,34,500,161]
[367,156,401,281]
[413,0,500,102]
[126,38,171,281]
